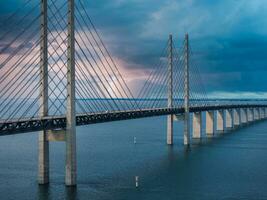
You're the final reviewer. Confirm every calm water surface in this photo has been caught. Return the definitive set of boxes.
[1,116,267,200]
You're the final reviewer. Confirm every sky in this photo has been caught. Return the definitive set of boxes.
[1,0,267,98]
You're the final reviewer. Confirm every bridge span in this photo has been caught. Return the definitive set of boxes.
[1,104,267,135]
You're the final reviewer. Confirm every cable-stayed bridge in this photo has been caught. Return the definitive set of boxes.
[1,0,267,186]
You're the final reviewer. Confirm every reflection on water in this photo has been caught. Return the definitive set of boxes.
[1,116,267,199]
[38,186,50,200]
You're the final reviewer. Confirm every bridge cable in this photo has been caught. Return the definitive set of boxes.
[46,0,123,112]
[137,42,169,108]
[0,0,39,42]
[75,7,137,111]
[0,13,41,57]
[47,0,110,114]
[78,0,140,110]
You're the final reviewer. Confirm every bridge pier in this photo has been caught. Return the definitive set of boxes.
[192,112,202,139]
[259,108,265,119]
[258,108,262,119]
[251,108,256,121]
[225,109,233,130]
[247,108,254,122]
[216,110,224,133]
[251,108,257,121]
[206,111,214,137]
[167,115,173,145]
[38,131,49,184]
[240,108,248,124]
[233,108,241,127]
[257,107,261,120]
[263,107,266,119]
[254,108,260,120]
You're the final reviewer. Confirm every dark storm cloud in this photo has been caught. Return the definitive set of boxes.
[1,0,267,96]
[0,42,34,54]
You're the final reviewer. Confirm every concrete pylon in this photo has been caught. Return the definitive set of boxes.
[246,109,249,122]
[167,34,173,145]
[206,111,214,137]
[216,110,224,133]
[233,109,241,127]
[259,108,265,119]
[225,109,233,129]
[38,0,49,185]
[65,0,77,186]
[192,112,202,139]
[247,108,254,122]
[258,108,262,119]
[254,108,259,120]
[258,108,261,119]
[240,108,248,124]
[183,33,190,146]
[251,108,255,121]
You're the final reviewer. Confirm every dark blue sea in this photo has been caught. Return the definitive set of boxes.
[1,115,267,200]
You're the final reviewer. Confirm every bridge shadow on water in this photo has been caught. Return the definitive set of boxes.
[38,185,77,200]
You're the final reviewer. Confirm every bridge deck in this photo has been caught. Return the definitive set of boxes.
[0,104,266,135]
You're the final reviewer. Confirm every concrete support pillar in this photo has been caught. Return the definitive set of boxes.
[225,109,233,129]
[206,111,214,136]
[259,108,264,119]
[258,108,262,119]
[244,108,248,123]
[252,108,256,120]
[254,108,259,120]
[65,0,77,186]
[167,115,173,145]
[167,35,173,145]
[39,132,49,185]
[192,112,202,139]
[247,108,254,122]
[233,109,241,126]
[216,110,224,132]
[252,108,255,121]
[183,34,190,146]
[38,0,49,185]
[240,108,248,124]
[256,108,260,120]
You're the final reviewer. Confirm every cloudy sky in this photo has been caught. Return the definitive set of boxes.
[1,0,267,98]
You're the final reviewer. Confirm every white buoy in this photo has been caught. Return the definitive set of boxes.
[134,136,137,144]
[135,176,139,188]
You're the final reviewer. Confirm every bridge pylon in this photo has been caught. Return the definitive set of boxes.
[183,34,190,146]
[65,0,77,186]
[167,34,174,145]
[38,0,49,185]
[38,0,77,186]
